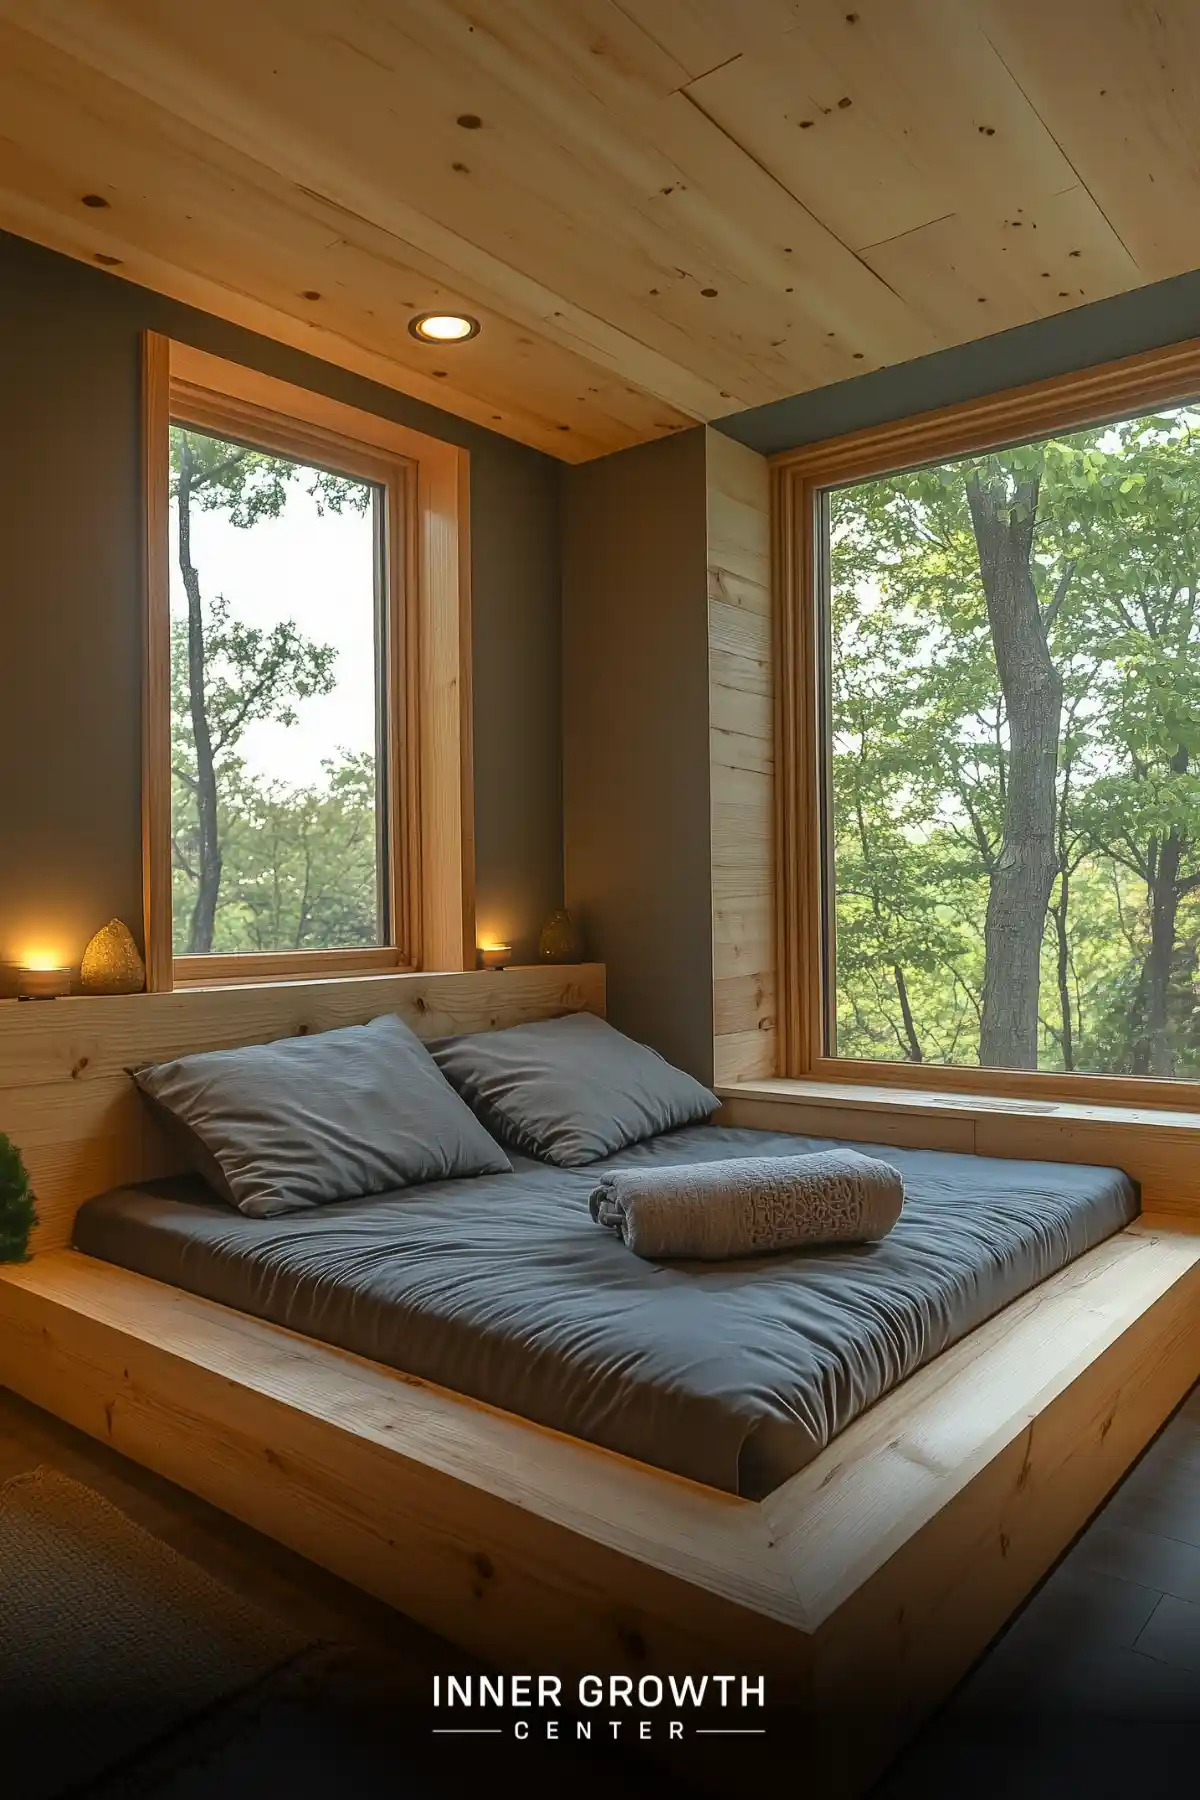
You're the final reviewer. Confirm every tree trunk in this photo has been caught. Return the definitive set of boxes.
[1131,739,1190,1077]
[893,964,923,1062]
[1143,832,1181,1077]
[176,436,223,955]
[1053,871,1074,1071]
[966,464,1063,1070]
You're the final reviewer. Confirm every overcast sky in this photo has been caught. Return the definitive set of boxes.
[168,476,378,789]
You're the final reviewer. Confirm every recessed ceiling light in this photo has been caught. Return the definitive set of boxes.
[408,312,480,343]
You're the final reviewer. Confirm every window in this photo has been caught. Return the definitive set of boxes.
[777,343,1200,1098]
[142,337,474,990]
[169,426,387,963]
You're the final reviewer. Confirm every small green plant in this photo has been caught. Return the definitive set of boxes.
[0,1132,37,1262]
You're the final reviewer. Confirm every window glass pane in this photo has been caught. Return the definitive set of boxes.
[827,402,1200,1078]
[168,425,383,957]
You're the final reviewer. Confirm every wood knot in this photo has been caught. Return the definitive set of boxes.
[616,1622,647,1661]
[999,1531,1011,1558]
[1100,1410,1115,1440]
[413,996,428,1014]
[71,1056,90,1078]
[264,1447,285,1470]
[472,1552,494,1581]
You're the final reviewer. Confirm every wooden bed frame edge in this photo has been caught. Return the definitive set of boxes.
[0,1222,1194,1794]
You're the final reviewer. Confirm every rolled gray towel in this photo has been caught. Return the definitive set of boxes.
[588,1149,904,1261]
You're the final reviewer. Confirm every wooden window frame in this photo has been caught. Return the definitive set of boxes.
[773,332,1200,1111]
[141,333,475,991]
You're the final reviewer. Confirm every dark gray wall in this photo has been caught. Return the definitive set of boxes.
[562,429,714,1080]
[717,265,1200,456]
[0,230,562,980]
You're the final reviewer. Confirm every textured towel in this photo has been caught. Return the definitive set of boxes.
[588,1149,904,1260]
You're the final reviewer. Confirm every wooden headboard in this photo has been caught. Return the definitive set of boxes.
[0,965,605,1252]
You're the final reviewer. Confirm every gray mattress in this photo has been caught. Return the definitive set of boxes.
[72,1125,1138,1497]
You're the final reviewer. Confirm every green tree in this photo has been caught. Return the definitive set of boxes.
[1064,415,1200,1073]
[828,403,1200,1080]
[218,752,380,952]
[0,1132,37,1263]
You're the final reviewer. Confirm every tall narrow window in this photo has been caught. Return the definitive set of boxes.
[141,336,484,990]
[169,426,387,963]
[819,402,1200,1082]
[144,339,475,990]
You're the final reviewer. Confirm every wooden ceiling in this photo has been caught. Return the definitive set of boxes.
[0,1,1196,461]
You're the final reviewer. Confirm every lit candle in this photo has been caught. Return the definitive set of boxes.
[18,966,71,1000]
[478,943,512,971]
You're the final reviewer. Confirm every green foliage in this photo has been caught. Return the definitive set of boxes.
[0,1132,37,1263]
[174,751,380,954]
[169,428,371,525]
[831,405,1200,1078]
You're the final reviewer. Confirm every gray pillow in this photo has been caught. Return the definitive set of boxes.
[132,1012,512,1217]
[430,1012,719,1167]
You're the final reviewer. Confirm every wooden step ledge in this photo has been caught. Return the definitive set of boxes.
[717,1080,1200,1219]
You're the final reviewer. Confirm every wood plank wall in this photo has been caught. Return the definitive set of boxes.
[707,430,777,1083]
[0,965,605,1253]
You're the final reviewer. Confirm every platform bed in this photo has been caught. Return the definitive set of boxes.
[0,968,1198,1794]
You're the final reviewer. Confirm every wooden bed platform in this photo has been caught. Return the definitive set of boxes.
[0,967,1197,1793]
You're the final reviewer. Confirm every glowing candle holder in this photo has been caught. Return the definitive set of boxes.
[478,943,512,971]
[17,966,71,1001]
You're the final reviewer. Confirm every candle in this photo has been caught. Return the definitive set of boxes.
[478,944,512,971]
[18,966,71,1000]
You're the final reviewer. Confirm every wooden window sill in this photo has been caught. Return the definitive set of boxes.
[715,1078,1200,1223]
[716,1077,1200,1132]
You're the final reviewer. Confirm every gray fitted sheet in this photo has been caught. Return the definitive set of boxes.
[72,1125,1138,1497]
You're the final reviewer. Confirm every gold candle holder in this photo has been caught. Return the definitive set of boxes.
[478,944,512,971]
[18,966,71,1001]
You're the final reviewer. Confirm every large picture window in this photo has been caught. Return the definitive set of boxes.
[777,344,1200,1098]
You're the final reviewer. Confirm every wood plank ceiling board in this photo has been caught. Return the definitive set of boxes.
[608,0,811,78]
[0,0,1197,459]
[861,185,1142,345]
[426,0,936,380]
[684,2,1140,331]
[975,0,1200,282]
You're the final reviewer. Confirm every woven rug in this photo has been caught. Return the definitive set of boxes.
[0,1467,312,1800]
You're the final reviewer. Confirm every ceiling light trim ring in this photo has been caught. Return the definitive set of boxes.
[408,311,481,343]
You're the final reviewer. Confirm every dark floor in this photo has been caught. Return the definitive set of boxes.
[874,1380,1200,1797]
[1,1381,1197,1798]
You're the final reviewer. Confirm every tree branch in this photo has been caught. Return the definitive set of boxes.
[171,838,198,881]
[1041,557,1077,633]
[209,669,287,755]
[169,446,250,501]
